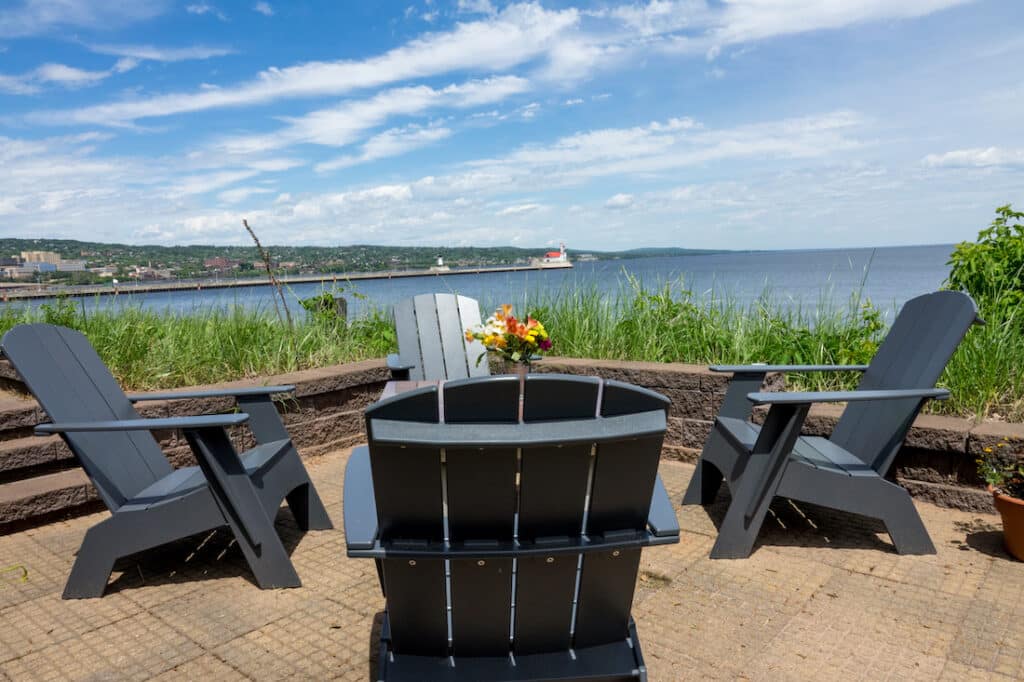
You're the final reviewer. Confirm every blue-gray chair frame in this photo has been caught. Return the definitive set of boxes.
[344,374,679,681]
[682,291,983,559]
[1,324,332,598]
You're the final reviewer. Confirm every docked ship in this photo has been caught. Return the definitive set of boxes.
[531,243,573,269]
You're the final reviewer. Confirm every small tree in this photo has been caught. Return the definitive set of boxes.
[946,204,1024,315]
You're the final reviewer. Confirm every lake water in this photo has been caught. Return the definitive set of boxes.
[26,244,955,322]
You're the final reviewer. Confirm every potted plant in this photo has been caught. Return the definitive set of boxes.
[977,439,1024,560]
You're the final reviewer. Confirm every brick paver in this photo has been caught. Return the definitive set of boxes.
[1,448,1021,681]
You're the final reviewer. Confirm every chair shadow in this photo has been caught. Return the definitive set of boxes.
[103,507,310,595]
[695,490,897,554]
[951,518,1016,560]
[368,611,385,681]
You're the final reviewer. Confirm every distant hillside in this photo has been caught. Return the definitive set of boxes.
[611,247,724,257]
[0,238,724,279]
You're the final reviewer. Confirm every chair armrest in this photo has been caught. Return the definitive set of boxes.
[647,475,680,538]
[125,385,295,402]
[386,354,415,372]
[747,388,950,405]
[35,413,249,435]
[344,445,379,551]
[711,364,869,374]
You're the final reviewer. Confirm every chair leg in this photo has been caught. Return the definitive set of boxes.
[682,458,724,505]
[880,484,936,555]
[286,482,333,531]
[62,525,117,599]
[235,528,301,589]
[709,483,773,559]
[710,403,808,559]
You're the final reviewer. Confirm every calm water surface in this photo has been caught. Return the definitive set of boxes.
[24,244,954,322]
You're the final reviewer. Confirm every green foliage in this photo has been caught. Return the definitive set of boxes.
[38,296,81,328]
[947,204,1024,315]
[526,278,886,393]
[0,302,394,390]
[977,439,1024,499]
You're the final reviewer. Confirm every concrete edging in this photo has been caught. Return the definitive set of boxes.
[0,355,1020,529]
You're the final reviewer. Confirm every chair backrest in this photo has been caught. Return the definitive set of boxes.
[830,291,980,473]
[0,324,172,511]
[364,374,669,658]
[393,293,489,381]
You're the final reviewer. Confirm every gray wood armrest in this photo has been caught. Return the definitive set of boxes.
[747,388,950,405]
[710,364,869,373]
[126,385,294,402]
[35,413,249,435]
[343,446,378,551]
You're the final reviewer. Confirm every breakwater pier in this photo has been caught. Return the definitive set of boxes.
[0,261,573,301]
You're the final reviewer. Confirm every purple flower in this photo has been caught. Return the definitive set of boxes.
[539,339,552,350]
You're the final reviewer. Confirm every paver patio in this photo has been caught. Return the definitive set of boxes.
[1,448,1021,681]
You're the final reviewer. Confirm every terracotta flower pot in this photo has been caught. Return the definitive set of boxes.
[990,485,1024,561]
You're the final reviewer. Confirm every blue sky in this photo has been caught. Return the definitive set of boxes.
[0,0,1022,250]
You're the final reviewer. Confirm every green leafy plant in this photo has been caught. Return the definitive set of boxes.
[947,204,1024,315]
[977,439,1024,499]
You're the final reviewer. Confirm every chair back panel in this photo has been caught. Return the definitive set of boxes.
[365,375,668,659]
[1,324,172,510]
[393,294,488,381]
[830,291,979,472]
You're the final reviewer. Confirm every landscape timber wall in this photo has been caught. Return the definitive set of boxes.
[0,357,1020,530]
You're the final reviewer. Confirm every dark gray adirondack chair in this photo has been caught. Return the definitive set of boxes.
[344,375,680,681]
[1,324,333,598]
[682,291,982,559]
[386,293,489,381]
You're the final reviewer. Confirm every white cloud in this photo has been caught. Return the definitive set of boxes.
[218,186,274,204]
[253,2,274,17]
[923,147,1024,168]
[217,76,527,155]
[30,4,577,127]
[0,0,167,38]
[605,193,634,209]
[316,126,453,172]
[33,63,113,86]
[186,3,227,20]
[0,60,135,94]
[498,203,543,215]
[87,43,234,62]
[171,170,261,197]
[563,97,584,106]
[711,0,976,46]
[0,73,40,95]
[458,0,495,14]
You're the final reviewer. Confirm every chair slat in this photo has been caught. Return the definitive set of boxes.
[450,558,513,656]
[413,294,446,381]
[513,555,577,654]
[573,549,641,648]
[457,295,489,378]
[393,297,424,381]
[381,558,448,656]
[435,294,470,380]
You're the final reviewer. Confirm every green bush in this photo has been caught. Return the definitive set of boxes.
[947,204,1024,315]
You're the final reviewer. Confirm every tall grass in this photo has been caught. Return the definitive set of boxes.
[0,282,1018,421]
[0,299,394,390]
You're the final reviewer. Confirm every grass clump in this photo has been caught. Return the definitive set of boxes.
[0,297,394,390]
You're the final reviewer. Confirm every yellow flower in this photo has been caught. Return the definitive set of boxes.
[984,447,993,453]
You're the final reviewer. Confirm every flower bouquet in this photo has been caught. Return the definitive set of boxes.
[465,304,551,369]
